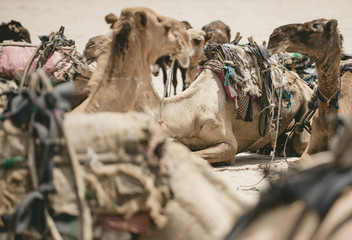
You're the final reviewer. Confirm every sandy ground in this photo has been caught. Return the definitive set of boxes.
[2,0,351,201]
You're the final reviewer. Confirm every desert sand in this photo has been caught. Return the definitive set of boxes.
[1,0,351,201]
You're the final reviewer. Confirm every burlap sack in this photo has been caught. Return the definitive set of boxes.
[0,111,249,239]
[0,112,170,229]
[140,140,249,240]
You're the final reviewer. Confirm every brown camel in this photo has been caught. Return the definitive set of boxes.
[83,33,112,64]
[74,7,192,113]
[0,20,31,43]
[267,18,352,161]
[83,13,118,64]
[202,20,231,44]
[135,42,313,164]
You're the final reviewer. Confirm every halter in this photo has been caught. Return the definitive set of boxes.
[315,87,340,110]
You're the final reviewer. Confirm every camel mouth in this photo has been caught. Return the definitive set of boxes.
[267,40,289,55]
[174,53,190,68]
[170,35,193,68]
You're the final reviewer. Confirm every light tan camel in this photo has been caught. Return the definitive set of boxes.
[267,18,352,161]
[74,7,192,113]
[185,29,214,83]
[135,43,313,164]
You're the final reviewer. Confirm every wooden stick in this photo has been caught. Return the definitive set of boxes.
[62,129,93,240]
[20,42,43,87]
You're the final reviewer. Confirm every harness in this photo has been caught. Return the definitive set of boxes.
[0,70,72,238]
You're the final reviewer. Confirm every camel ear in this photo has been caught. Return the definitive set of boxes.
[134,11,148,29]
[325,19,338,35]
[205,31,214,44]
[105,13,119,28]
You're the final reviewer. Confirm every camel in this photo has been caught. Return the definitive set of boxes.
[83,13,118,64]
[267,18,352,161]
[0,20,31,43]
[185,29,214,83]
[83,33,112,65]
[135,41,313,164]
[74,7,193,113]
[202,20,231,44]
[225,116,352,240]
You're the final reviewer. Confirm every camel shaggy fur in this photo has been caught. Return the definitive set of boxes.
[74,7,192,113]
[267,18,352,161]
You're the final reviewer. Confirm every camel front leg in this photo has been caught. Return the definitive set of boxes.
[300,114,331,162]
[194,142,236,165]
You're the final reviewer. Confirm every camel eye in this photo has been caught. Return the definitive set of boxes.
[312,23,319,29]
[87,44,96,49]
[193,38,201,45]
[165,26,170,33]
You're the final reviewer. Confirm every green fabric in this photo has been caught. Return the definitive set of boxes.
[282,89,292,109]
[1,156,26,169]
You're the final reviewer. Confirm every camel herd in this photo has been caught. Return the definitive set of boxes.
[1,6,352,240]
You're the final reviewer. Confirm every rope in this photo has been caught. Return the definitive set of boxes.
[316,87,340,110]
[25,82,63,240]
[62,128,93,240]
[0,42,37,47]
[20,42,43,87]
[242,51,288,188]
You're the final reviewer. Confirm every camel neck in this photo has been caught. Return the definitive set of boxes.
[83,40,153,113]
[134,78,162,117]
[315,53,341,103]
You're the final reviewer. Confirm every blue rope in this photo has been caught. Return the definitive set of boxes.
[222,65,237,87]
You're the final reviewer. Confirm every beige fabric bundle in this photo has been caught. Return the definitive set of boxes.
[0,111,249,239]
[0,112,170,229]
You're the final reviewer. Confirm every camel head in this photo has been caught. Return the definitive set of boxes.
[83,13,118,64]
[201,20,231,44]
[83,34,112,64]
[110,7,192,68]
[187,29,214,65]
[0,20,31,43]
[267,18,343,60]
